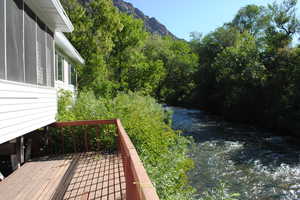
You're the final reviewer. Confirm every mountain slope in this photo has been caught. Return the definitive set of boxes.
[78,0,176,38]
[112,0,176,38]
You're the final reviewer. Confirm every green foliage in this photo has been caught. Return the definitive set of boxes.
[191,0,300,135]
[231,5,271,37]
[190,25,241,110]
[61,0,123,97]
[142,36,198,104]
[268,0,300,37]
[57,90,75,121]
[61,0,197,104]
[159,37,198,104]
[57,91,195,200]
[108,14,166,95]
[212,33,267,120]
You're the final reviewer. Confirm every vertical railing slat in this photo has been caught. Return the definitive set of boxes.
[84,126,89,152]
[96,125,100,151]
[71,130,77,153]
[61,127,65,154]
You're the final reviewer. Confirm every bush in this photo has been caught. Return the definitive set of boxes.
[57,90,195,200]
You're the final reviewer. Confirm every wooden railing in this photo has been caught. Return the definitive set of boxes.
[51,119,160,200]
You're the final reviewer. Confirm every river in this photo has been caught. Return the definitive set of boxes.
[170,107,300,200]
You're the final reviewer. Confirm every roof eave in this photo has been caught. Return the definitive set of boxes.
[24,0,74,33]
[50,0,74,32]
[55,32,85,65]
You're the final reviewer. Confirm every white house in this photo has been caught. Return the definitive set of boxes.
[0,0,84,175]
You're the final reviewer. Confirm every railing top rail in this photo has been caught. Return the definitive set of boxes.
[116,119,160,200]
[52,119,117,127]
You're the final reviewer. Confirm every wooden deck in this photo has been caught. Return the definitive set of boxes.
[0,152,125,200]
[63,152,125,200]
[0,119,159,200]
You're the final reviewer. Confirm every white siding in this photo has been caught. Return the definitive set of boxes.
[0,80,57,144]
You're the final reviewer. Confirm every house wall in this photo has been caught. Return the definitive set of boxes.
[0,0,57,145]
[0,80,57,144]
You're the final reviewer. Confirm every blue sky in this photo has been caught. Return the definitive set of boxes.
[124,0,300,41]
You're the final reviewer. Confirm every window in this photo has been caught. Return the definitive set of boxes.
[2,0,55,87]
[46,28,54,86]
[68,63,72,85]
[55,53,58,80]
[0,0,5,79]
[24,4,37,84]
[68,63,76,86]
[37,18,46,86]
[56,54,64,81]
[71,65,77,86]
[6,0,24,82]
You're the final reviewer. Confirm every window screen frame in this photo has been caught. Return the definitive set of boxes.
[24,3,37,84]
[68,63,72,85]
[56,53,64,82]
[45,27,54,87]
[36,17,47,86]
[68,63,77,86]
[2,1,57,88]
[6,0,24,83]
[0,0,5,79]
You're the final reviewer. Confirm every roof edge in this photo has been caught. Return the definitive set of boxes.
[24,0,74,32]
[55,32,85,65]
[51,0,74,32]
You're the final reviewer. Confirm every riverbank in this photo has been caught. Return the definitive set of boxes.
[166,100,300,139]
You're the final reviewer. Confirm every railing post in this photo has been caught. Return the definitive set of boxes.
[123,153,137,200]
[61,127,65,154]
[116,127,121,153]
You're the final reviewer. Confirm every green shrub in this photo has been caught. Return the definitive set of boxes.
[56,90,195,200]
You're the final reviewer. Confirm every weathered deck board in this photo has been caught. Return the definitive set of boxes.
[0,154,76,200]
[63,152,125,200]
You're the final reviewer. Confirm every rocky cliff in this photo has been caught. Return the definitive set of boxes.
[79,0,176,38]
[112,0,176,38]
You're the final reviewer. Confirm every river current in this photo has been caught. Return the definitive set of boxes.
[170,107,300,200]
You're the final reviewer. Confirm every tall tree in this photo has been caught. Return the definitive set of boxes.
[61,0,123,97]
[212,32,267,120]
[231,5,271,37]
[265,0,300,50]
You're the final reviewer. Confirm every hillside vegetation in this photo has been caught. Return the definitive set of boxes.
[62,0,300,136]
